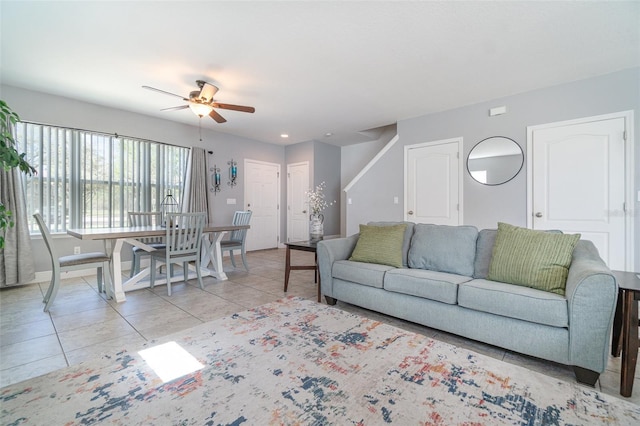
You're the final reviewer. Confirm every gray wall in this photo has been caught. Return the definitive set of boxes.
[340,125,397,236]
[1,84,286,274]
[341,125,396,187]
[284,140,341,237]
[312,141,341,236]
[345,68,640,270]
[5,67,639,275]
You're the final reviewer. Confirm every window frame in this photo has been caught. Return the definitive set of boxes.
[15,121,189,234]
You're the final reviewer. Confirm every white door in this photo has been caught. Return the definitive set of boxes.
[244,159,280,251]
[287,162,309,242]
[405,139,462,225]
[529,116,628,269]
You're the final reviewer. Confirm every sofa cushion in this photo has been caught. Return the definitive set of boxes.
[488,222,580,296]
[385,269,471,304]
[350,223,407,268]
[458,279,568,327]
[473,229,497,279]
[333,260,394,289]
[408,224,478,276]
[367,221,415,267]
[474,228,563,279]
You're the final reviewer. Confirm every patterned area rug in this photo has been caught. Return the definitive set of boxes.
[1,297,639,425]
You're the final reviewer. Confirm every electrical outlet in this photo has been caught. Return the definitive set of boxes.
[73,246,81,254]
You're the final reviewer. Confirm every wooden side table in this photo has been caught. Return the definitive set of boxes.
[611,270,640,397]
[284,240,321,302]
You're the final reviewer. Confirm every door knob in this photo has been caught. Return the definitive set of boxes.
[302,210,307,214]
[535,212,543,218]
[407,210,414,215]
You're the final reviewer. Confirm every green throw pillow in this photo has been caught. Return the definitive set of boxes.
[350,224,407,268]
[487,222,580,296]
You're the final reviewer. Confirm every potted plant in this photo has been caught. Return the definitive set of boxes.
[0,100,36,249]
[306,181,335,241]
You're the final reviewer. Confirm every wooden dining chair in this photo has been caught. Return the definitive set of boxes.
[33,213,112,312]
[220,210,252,271]
[149,212,206,296]
[127,211,165,277]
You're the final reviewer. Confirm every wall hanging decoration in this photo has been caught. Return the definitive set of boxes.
[210,165,221,194]
[160,192,178,227]
[228,159,238,187]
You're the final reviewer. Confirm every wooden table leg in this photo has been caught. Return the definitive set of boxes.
[315,252,320,303]
[612,290,624,357]
[621,289,639,397]
[284,245,291,292]
[314,252,318,283]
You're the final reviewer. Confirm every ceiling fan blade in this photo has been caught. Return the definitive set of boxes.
[160,105,189,111]
[212,103,255,113]
[209,109,227,123]
[142,85,188,100]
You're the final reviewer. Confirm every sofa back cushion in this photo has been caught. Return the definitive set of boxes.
[474,229,498,279]
[487,222,580,296]
[349,223,408,268]
[408,224,478,276]
[367,221,415,267]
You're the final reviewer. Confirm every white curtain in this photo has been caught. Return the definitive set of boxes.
[0,165,35,287]
[181,147,211,222]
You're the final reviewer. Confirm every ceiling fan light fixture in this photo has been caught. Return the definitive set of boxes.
[189,102,214,117]
[143,80,253,124]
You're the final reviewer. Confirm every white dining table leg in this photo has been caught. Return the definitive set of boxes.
[104,238,127,302]
[200,231,228,280]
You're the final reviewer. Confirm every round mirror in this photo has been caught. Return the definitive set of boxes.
[467,136,524,185]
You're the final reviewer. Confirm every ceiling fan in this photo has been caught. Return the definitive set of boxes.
[142,80,255,123]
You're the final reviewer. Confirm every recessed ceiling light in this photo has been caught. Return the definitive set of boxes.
[281,134,289,138]
[325,133,333,137]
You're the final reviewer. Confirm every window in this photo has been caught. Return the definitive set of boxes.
[15,122,189,233]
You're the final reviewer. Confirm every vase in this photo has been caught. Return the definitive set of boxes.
[309,213,324,241]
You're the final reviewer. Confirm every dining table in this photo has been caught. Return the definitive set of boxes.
[67,224,250,302]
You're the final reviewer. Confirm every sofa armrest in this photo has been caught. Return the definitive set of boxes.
[565,240,617,372]
[317,234,359,299]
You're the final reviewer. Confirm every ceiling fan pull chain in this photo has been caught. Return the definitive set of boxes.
[199,117,203,141]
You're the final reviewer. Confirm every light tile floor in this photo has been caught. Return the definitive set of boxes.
[1,248,638,405]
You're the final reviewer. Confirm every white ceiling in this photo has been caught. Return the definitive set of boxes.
[1,1,639,147]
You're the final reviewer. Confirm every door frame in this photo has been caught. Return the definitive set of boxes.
[403,137,464,224]
[244,158,281,250]
[526,110,635,269]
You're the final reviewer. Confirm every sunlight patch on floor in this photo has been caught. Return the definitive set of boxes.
[138,341,204,383]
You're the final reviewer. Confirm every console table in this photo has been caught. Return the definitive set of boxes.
[284,240,321,302]
[611,270,640,397]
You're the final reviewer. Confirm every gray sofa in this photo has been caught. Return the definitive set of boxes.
[317,222,617,385]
